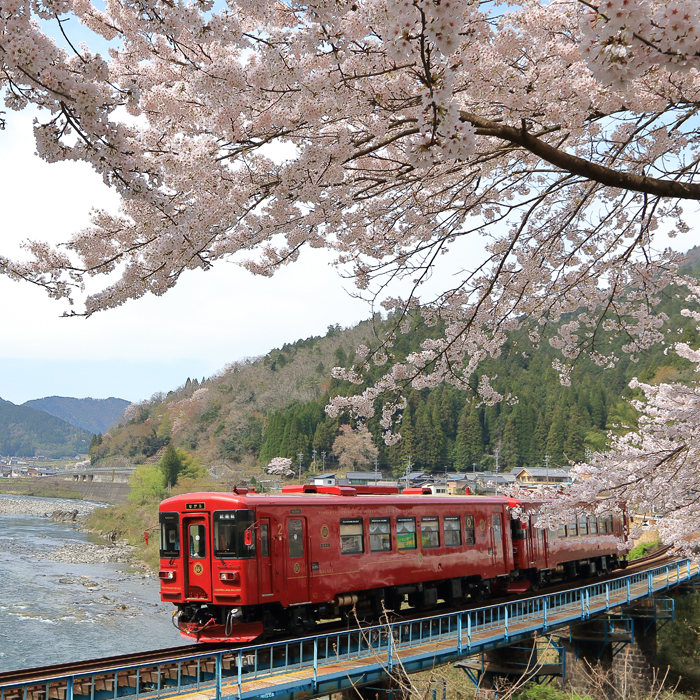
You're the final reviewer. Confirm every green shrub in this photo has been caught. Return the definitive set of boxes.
[626,540,662,561]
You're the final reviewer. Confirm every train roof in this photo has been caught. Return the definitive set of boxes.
[160,490,541,510]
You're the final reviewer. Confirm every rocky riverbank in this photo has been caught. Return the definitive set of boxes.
[0,495,142,569]
[0,494,104,517]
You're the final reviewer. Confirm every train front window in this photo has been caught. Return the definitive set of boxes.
[159,512,180,558]
[213,510,256,559]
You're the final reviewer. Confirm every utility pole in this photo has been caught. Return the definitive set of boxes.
[321,451,326,474]
[544,453,550,486]
[494,448,500,473]
[374,456,379,484]
[311,448,317,475]
[404,456,412,491]
[297,452,304,484]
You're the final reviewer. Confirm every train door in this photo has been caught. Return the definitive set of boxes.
[183,515,212,600]
[529,516,546,567]
[285,517,310,604]
[258,517,273,597]
[538,525,548,568]
[491,513,505,571]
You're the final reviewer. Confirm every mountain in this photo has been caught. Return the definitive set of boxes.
[0,400,92,458]
[23,396,131,434]
[91,250,700,475]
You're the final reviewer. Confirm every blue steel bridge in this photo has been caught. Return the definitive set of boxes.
[1,558,697,700]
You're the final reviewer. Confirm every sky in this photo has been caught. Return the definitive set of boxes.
[0,106,372,405]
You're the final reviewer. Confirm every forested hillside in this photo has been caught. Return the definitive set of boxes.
[91,251,698,472]
[91,253,700,476]
[0,399,92,458]
[23,396,131,434]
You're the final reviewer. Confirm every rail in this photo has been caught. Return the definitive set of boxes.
[2,559,697,700]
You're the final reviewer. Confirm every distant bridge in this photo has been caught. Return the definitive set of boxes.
[1,559,697,700]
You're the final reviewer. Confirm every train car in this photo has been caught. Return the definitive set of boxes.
[157,485,629,643]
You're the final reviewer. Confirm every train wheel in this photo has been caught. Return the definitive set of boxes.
[530,573,544,592]
[289,610,309,637]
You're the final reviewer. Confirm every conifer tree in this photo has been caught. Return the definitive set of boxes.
[453,405,472,471]
[589,387,607,430]
[546,401,568,464]
[502,415,520,468]
[564,403,585,461]
[467,405,484,465]
[159,443,183,487]
[395,405,416,474]
[532,412,549,463]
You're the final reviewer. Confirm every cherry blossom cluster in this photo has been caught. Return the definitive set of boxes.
[580,0,700,84]
[266,457,295,477]
[535,341,700,556]
[1,0,700,453]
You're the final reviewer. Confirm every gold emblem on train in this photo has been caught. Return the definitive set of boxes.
[294,563,301,574]
[321,525,329,539]
[193,563,204,575]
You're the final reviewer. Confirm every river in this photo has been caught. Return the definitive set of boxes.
[0,496,189,672]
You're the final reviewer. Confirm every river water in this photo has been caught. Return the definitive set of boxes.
[0,498,189,672]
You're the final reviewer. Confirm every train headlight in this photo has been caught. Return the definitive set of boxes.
[159,570,176,580]
[220,571,241,583]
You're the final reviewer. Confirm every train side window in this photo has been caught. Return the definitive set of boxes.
[369,518,392,552]
[465,515,475,545]
[260,524,270,557]
[578,515,588,536]
[189,524,206,558]
[444,516,462,546]
[340,518,364,554]
[288,519,304,558]
[558,523,567,538]
[609,516,615,533]
[397,517,417,550]
[599,516,607,534]
[568,520,578,537]
[589,517,597,535]
[421,516,440,548]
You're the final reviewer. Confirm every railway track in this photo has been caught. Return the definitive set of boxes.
[0,545,678,693]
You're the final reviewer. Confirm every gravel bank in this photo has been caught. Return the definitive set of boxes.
[0,495,106,517]
[0,495,142,569]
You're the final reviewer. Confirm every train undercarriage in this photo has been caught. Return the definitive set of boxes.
[174,553,625,642]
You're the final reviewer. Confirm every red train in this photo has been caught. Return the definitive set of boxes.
[157,485,629,643]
